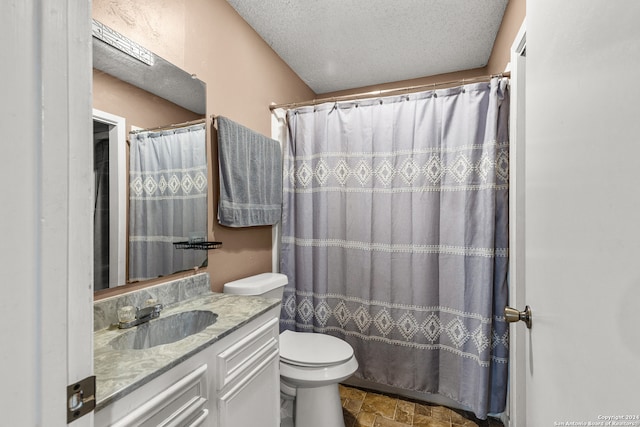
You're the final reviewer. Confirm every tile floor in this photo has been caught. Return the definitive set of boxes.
[339,385,504,427]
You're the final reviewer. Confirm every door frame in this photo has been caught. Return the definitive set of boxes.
[507,20,527,427]
[93,109,128,287]
[270,107,288,272]
[0,1,93,425]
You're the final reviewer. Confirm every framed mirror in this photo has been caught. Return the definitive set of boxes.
[92,20,207,292]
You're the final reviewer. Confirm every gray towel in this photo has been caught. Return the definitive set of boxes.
[217,116,282,227]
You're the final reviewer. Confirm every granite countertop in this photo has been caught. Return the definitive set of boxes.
[94,292,280,410]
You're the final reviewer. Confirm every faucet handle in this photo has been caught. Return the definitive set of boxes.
[117,306,136,323]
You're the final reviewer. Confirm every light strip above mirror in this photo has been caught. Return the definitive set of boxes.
[92,19,154,66]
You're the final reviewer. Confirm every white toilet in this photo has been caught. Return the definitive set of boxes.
[223,273,358,427]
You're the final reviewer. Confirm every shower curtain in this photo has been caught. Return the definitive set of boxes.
[129,123,207,282]
[280,78,509,419]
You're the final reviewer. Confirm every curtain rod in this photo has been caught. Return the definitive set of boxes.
[129,117,207,134]
[269,72,510,111]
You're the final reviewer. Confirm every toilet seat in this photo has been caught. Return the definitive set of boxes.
[278,330,359,427]
[279,330,354,367]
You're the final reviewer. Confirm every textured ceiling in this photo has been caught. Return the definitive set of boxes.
[226,0,509,94]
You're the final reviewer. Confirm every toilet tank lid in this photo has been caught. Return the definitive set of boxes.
[223,273,288,295]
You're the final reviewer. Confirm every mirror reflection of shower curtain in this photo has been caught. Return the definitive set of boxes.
[129,123,207,282]
[280,78,509,420]
[94,138,110,290]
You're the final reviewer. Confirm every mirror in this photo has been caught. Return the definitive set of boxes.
[92,20,208,292]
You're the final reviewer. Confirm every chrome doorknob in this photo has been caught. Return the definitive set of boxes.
[504,305,532,329]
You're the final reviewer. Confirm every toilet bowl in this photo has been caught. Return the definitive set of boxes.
[279,330,358,427]
[223,273,358,427]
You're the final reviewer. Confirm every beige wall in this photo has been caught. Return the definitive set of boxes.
[93,0,525,297]
[93,70,202,132]
[487,0,526,74]
[93,1,186,68]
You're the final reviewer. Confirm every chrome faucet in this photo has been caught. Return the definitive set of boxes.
[118,303,163,329]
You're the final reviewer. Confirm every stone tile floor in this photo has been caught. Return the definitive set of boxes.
[340,385,504,427]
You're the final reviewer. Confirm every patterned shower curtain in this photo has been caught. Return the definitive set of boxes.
[280,78,509,419]
[129,123,208,282]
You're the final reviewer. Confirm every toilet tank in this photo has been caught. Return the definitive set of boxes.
[223,273,288,300]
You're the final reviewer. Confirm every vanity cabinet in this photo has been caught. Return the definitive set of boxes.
[95,309,280,427]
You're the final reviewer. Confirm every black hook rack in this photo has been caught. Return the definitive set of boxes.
[173,241,223,250]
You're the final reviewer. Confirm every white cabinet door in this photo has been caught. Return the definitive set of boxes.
[217,349,280,427]
[216,317,280,427]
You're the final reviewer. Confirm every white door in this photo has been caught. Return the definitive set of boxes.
[516,1,640,425]
[0,1,94,425]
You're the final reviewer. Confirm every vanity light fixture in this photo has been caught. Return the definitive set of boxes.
[92,19,154,66]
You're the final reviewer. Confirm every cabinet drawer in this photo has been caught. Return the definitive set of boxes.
[187,409,209,426]
[216,317,279,390]
[111,364,208,427]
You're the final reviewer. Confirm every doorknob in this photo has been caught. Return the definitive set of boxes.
[504,305,532,329]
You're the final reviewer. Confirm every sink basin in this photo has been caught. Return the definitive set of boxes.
[109,310,218,350]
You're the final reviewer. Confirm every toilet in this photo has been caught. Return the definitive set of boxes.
[223,273,358,427]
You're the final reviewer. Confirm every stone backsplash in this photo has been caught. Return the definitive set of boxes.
[93,273,211,331]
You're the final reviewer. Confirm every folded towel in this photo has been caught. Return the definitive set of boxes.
[217,116,282,227]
